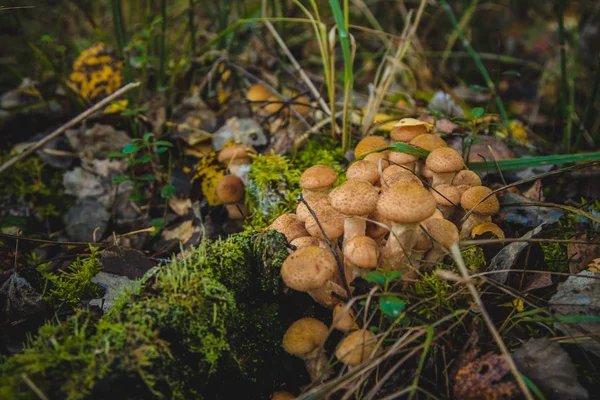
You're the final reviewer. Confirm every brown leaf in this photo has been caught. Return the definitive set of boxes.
[454,352,518,400]
[567,233,600,274]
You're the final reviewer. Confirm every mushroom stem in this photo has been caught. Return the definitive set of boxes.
[343,216,367,245]
[380,222,418,270]
[431,171,457,187]
[304,352,332,382]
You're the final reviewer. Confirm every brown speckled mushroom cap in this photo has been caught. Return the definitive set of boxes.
[461,186,499,216]
[390,118,433,142]
[430,184,461,207]
[281,246,338,292]
[452,170,481,187]
[282,317,329,359]
[409,134,447,151]
[329,180,379,216]
[300,165,338,191]
[354,136,389,159]
[335,329,378,366]
[377,182,437,223]
[333,302,357,332]
[218,144,256,164]
[215,175,245,204]
[388,151,418,165]
[426,147,465,174]
[304,201,345,240]
[346,160,380,185]
[246,84,272,102]
[296,192,330,222]
[381,165,422,187]
[344,236,379,269]
[365,208,391,239]
[422,218,459,249]
[290,236,324,249]
[271,213,309,242]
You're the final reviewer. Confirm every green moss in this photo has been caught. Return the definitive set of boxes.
[293,134,347,177]
[37,245,103,306]
[253,229,289,295]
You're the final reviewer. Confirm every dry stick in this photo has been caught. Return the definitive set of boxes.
[0,82,141,175]
[461,237,600,246]
[449,243,533,400]
[21,374,49,400]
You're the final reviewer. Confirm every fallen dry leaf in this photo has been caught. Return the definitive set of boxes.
[567,234,600,274]
[454,352,518,400]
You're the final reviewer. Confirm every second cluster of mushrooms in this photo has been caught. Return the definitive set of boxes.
[271,118,504,383]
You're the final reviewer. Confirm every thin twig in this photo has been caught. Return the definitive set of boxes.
[0,82,141,175]
[449,243,533,400]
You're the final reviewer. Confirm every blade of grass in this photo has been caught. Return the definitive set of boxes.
[439,0,512,138]
[558,0,572,152]
[579,52,600,145]
[439,0,480,75]
[468,151,600,172]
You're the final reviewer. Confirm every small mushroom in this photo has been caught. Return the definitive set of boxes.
[335,329,380,366]
[299,165,338,197]
[282,317,331,382]
[346,160,380,185]
[425,147,465,187]
[460,186,499,239]
[333,302,358,332]
[422,218,459,266]
[215,174,247,220]
[452,170,481,196]
[430,184,461,219]
[271,213,309,243]
[218,144,256,180]
[343,235,379,278]
[329,179,379,244]
[390,118,433,143]
[246,84,272,115]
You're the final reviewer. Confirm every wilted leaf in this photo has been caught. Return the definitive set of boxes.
[512,337,588,400]
[453,352,518,399]
[567,234,600,274]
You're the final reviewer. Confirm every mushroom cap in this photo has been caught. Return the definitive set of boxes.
[281,246,338,291]
[390,118,433,142]
[271,392,296,400]
[346,160,380,185]
[377,182,437,223]
[461,186,499,216]
[354,136,389,159]
[296,192,330,222]
[430,184,461,207]
[425,147,465,174]
[291,95,311,116]
[271,214,309,242]
[335,329,378,366]
[290,236,324,249]
[215,175,245,204]
[365,208,391,239]
[304,202,345,240]
[363,152,390,169]
[344,236,379,269]
[246,84,272,102]
[471,222,505,239]
[381,165,422,187]
[282,317,329,359]
[413,227,433,252]
[329,180,379,216]
[452,170,481,187]
[333,303,357,332]
[264,95,284,114]
[388,151,418,165]
[409,134,447,151]
[422,218,459,249]
[218,144,256,164]
[300,165,338,191]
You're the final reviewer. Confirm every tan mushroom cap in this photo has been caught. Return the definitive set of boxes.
[363,152,390,169]
[471,222,505,239]
[304,202,345,240]
[218,144,256,164]
[388,151,418,165]
[381,165,422,187]
[290,236,324,249]
[335,329,379,366]
[329,180,379,216]
[354,136,389,159]
[344,236,379,269]
[246,84,272,102]
[281,246,338,291]
[282,317,329,359]
[365,208,391,239]
[426,147,465,174]
[291,95,312,116]
[271,213,309,242]
[430,184,461,207]
[296,192,330,222]
[390,118,433,142]
[300,165,338,191]
[346,160,380,185]
[377,182,437,223]
[422,218,459,248]
[215,175,245,204]
[271,391,296,400]
[452,170,481,187]
[264,95,284,114]
[409,134,447,151]
[461,186,499,216]
[413,227,433,252]
[333,303,357,332]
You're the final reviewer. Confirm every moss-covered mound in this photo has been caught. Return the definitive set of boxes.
[0,230,298,399]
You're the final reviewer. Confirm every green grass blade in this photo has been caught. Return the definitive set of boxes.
[467,152,600,172]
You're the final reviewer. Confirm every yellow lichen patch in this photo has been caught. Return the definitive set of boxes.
[496,120,530,146]
[192,152,226,206]
[69,43,123,100]
[103,99,128,114]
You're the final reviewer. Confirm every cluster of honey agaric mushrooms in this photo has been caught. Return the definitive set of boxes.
[270,118,504,385]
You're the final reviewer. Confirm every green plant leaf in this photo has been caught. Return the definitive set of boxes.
[122,144,139,154]
[383,271,402,281]
[161,184,175,199]
[363,271,386,285]
[138,154,154,163]
[143,132,155,142]
[153,140,173,147]
[155,147,168,154]
[469,84,489,92]
[383,142,431,159]
[471,107,485,118]
[113,175,130,183]
[137,174,156,181]
[467,152,600,172]
[379,296,405,319]
[503,69,521,77]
